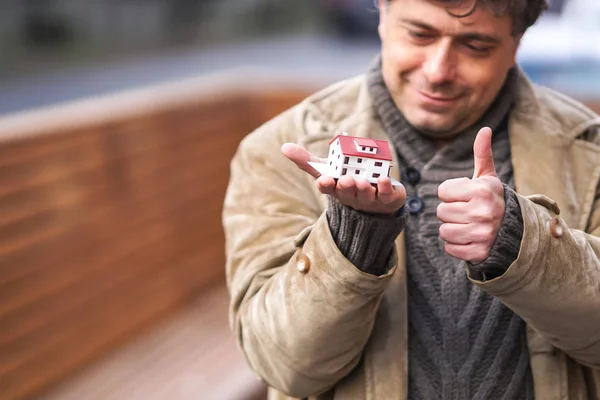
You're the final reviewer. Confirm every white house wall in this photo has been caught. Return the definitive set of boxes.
[364,159,390,180]
[328,140,344,178]
[337,156,364,179]
[337,156,390,180]
[342,156,366,168]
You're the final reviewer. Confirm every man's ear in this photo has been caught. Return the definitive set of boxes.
[378,0,387,40]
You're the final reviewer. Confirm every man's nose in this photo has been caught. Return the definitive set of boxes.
[422,40,456,85]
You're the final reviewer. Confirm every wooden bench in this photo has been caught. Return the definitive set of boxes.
[38,285,266,400]
[0,74,313,400]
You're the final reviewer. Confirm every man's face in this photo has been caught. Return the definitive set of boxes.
[378,0,521,137]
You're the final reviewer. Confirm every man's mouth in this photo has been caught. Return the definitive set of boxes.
[417,90,462,103]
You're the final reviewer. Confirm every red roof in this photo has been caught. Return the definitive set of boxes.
[329,134,393,161]
[354,138,378,148]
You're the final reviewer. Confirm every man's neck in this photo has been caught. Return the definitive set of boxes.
[434,138,451,150]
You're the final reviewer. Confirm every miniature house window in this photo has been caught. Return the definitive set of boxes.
[342,168,347,175]
[355,170,360,175]
[354,139,379,154]
[375,162,383,167]
[344,157,349,164]
[331,150,334,155]
[372,173,380,178]
[358,158,362,163]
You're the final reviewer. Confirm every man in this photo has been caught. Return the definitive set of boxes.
[222,0,600,398]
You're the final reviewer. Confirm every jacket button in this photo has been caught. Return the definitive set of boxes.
[406,196,424,215]
[550,218,563,238]
[297,253,310,273]
[402,167,421,185]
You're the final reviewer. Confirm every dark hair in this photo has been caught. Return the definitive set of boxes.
[382,0,548,35]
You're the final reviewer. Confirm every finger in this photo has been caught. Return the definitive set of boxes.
[441,222,496,245]
[444,242,490,263]
[439,223,473,245]
[438,177,473,202]
[436,201,471,223]
[281,143,326,179]
[377,177,405,206]
[355,178,376,205]
[316,176,336,195]
[335,175,358,205]
[473,127,497,179]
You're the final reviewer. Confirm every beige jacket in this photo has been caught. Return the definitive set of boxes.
[222,70,600,399]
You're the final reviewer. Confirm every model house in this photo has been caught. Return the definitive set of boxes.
[308,132,396,185]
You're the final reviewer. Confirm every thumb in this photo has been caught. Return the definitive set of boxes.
[473,127,497,178]
[281,143,325,179]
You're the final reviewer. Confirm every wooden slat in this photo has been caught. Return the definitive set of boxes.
[0,95,249,164]
[38,285,267,400]
[0,156,232,306]
[0,127,240,250]
[249,90,310,124]
[0,125,242,263]
[0,208,222,379]
[0,117,242,247]
[0,132,101,168]
[1,250,221,400]
[0,105,243,197]
[0,181,222,340]
[0,142,213,287]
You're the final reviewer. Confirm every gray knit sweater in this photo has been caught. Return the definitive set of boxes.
[326,58,534,399]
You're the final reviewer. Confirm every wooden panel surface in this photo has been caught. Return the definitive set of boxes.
[0,87,309,400]
[38,285,267,400]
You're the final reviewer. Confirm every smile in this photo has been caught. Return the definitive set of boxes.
[417,90,461,103]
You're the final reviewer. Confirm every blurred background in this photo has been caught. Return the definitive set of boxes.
[0,1,598,399]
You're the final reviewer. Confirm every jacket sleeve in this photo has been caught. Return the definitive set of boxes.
[469,189,600,368]
[222,109,396,397]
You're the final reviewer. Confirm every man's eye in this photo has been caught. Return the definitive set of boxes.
[408,30,434,40]
[465,43,491,54]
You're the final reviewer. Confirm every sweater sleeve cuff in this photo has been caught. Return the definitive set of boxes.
[326,197,406,276]
[468,185,524,280]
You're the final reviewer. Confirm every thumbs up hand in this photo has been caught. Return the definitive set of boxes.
[436,127,505,263]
